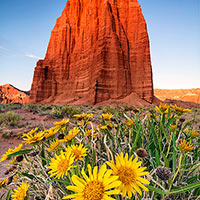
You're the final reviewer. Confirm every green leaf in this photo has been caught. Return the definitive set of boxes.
[161,151,169,168]
[186,175,199,184]
[6,190,11,200]
[21,172,35,180]
[147,185,166,195]
[172,132,176,173]
[155,149,161,167]
[39,156,50,163]
[170,181,200,194]
[40,144,46,167]
[0,193,5,200]
[47,178,70,185]
[7,149,33,157]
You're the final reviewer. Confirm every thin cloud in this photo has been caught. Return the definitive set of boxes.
[0,46,10,51]
[25,54,42,59]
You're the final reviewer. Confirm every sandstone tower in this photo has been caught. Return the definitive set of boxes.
[30,0,154,105]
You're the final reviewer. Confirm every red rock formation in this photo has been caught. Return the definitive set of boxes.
[0,84,29,104]
[154,89,200,104]
[30,0,153,105]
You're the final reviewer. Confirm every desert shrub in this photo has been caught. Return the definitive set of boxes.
[51,105,82,118]
[25,104,39,112]
[61,105,82,118]
[7,103,23,110]
[0,111,20,127]
[123,104,135,111]
[40,105,53,111]
[102,105,121,114]
[51,106,64,118]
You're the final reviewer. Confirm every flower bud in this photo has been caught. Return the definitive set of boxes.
[156,167,171,181]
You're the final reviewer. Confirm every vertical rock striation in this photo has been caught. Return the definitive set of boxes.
[30,0,154,105]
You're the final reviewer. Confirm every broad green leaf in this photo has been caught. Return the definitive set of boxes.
[7,149,33,157]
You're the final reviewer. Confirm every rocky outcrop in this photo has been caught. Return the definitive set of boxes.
[30,0,154,105]
[154,89,200,104]
[0,84,29,104]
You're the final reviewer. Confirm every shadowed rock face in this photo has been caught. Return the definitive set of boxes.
[30,0,154,105]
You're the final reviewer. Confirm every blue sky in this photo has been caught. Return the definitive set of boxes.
[0,0,199,91]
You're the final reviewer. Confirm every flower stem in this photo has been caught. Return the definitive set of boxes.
[165,152,183,198]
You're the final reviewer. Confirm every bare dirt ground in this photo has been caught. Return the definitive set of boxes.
[0,107,58,181]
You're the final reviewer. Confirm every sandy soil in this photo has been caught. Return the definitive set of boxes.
[0,108,58,181]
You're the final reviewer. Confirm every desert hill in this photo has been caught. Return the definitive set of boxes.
[0,84,29,104]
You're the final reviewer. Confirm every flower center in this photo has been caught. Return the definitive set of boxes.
[16,190,26,200]
[72,149,82,160]
[117,167,136,185]
[83,181,104,200]
[57,160,69,173]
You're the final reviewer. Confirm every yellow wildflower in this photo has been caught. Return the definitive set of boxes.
[13,175,18,183]
[180,139,193,152]
[125,119,134,128]
[101,113,113,120]
[77,120,85,126]
[60,127,79,143]
[107,153,150,198]
[87,113,94,118]
[53,118,69,127]
[48,140,60,151]
[73,113,89,120]
[191,130,199,137]
[0,177,8,188]
[22,127,38,138]
[171,104,191,115]
[63,164,120,200]
[23,131,44,144]
[170,124,178,132]
[66,144,87,161]
[11,182,29,200]
[155,103,169,114]
[85,129,98,138]
[47,150,75,179]
[0,144,23,162]
[45,127,59,138]
[108,122,117,129]
[61,126,67,132]
[100,125,108,130]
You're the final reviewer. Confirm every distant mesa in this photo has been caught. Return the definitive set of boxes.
[0,84,29,104]
[154,89,200,105]
[30,0,154,105]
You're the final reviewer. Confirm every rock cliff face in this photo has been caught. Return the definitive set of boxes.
[30,0,153,105]
[0,84,29,104]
